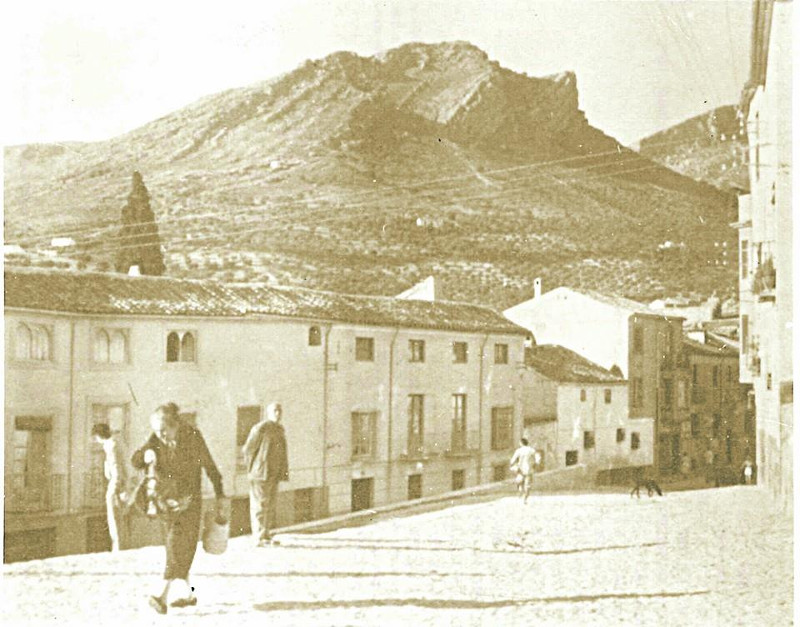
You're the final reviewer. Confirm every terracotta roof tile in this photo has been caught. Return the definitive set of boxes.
[524,344,624,383]
[4,268,526,336]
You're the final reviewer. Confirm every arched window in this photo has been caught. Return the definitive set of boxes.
[32,326,51,361]
[109,331,127,364]
[15,323,32,360]
[180,332,196,362]
[308,326,321,346]
[166,332,180,362]
[94,329,110,363]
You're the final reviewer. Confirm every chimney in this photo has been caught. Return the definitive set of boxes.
[533,277,542,299]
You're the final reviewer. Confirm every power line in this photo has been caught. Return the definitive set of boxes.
[6,134,714,248]
[68,159,716,261]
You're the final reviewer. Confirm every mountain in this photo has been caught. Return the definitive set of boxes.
[4,41,737,309]
[638,105,749,193]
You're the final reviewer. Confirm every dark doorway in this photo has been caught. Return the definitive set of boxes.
[407,474,422,500]
[4,527,56,563]
[671,435,681,471]
[452,469,465,491]
[351,478,374,512]
[294,488,314,524]
[86,515,112,553]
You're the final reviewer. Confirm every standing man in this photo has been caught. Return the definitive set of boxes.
[91,423,129,552]
[244,402,289,547]
[509,437,535,504]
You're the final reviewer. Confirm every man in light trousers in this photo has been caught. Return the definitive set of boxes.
[243,403,289,547]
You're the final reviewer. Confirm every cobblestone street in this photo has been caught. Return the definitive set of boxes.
[3,485,792,626]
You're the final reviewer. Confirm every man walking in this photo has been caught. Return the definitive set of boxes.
[243,402,289,547]
[91,423,129,552]
[509,437,536,504]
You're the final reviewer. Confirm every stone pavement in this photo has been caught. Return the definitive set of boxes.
[2,485,792,626]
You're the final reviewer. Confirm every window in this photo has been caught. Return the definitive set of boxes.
[355,337,374,362]
[690,414,699,437]
[677,381,687,408]
[407,395,424,456]
[631,432,641,450]
[409,339,425,363]
[407,474,422,500]
[490,407,514,450]
[583,431,595,449]
[692,365,698,385]
[766,373,772,390]
[741,240,749,279]
[494,343,509,365]
[452,469,465,491]
[453,341,468,364]
[492,464,507,481]
[712,414,721,438]
[352,412,377,458]
[580,389,587,402]
[616,428,626,443]
[663,380,673,408]
[15,322,52,361]
[166,330,196,362]
[632,378,643,408]
[742,315,749,354]
[712,366,719,388]
[565,450,578,466]
[236,406,262,471]
[633,326,644,353]
[11,416,52,509]
[604,389,612,404]
[451,394,467,451]
[308,326,321,346]
[93,329,128,364]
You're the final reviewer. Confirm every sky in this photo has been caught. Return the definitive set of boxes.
[3,0,753,147]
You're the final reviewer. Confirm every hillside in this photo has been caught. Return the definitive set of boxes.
[638,105,749,193]
[4,41,738,309]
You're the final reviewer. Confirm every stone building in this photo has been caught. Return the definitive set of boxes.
[5,268,527,561]
[734,0,792,511]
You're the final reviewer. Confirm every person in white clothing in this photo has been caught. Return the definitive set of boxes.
[509,438,536,503]
[91,423,129,552]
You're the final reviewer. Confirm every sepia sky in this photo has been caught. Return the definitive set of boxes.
[3,0,753,147]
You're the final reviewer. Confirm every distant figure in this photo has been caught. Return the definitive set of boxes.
[131,403,225,615]
[243,402,289,547]
[742,458,754,485]
[509,438,535,504]
[704,448,717,486]
[91,423,129,552]
[680,453,691,478]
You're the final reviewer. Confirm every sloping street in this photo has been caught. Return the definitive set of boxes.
[3,485,791,626]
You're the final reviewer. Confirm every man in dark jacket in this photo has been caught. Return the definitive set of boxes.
[243,402,289,547]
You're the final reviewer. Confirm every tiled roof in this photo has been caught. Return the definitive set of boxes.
[4,268,527,335]
[683,337,739,357]
[524,345,624,383]
[579,289,683,319]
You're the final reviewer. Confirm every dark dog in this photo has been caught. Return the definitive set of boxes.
[631,477,663,498]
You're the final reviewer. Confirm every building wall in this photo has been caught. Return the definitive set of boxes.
[628,314,685,472]
[554,382,649,470]
[738,0,793,512]
[504,289,631,377]
[5,308,524,559]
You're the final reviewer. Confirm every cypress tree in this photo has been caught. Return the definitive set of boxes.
[114,171,166,276]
